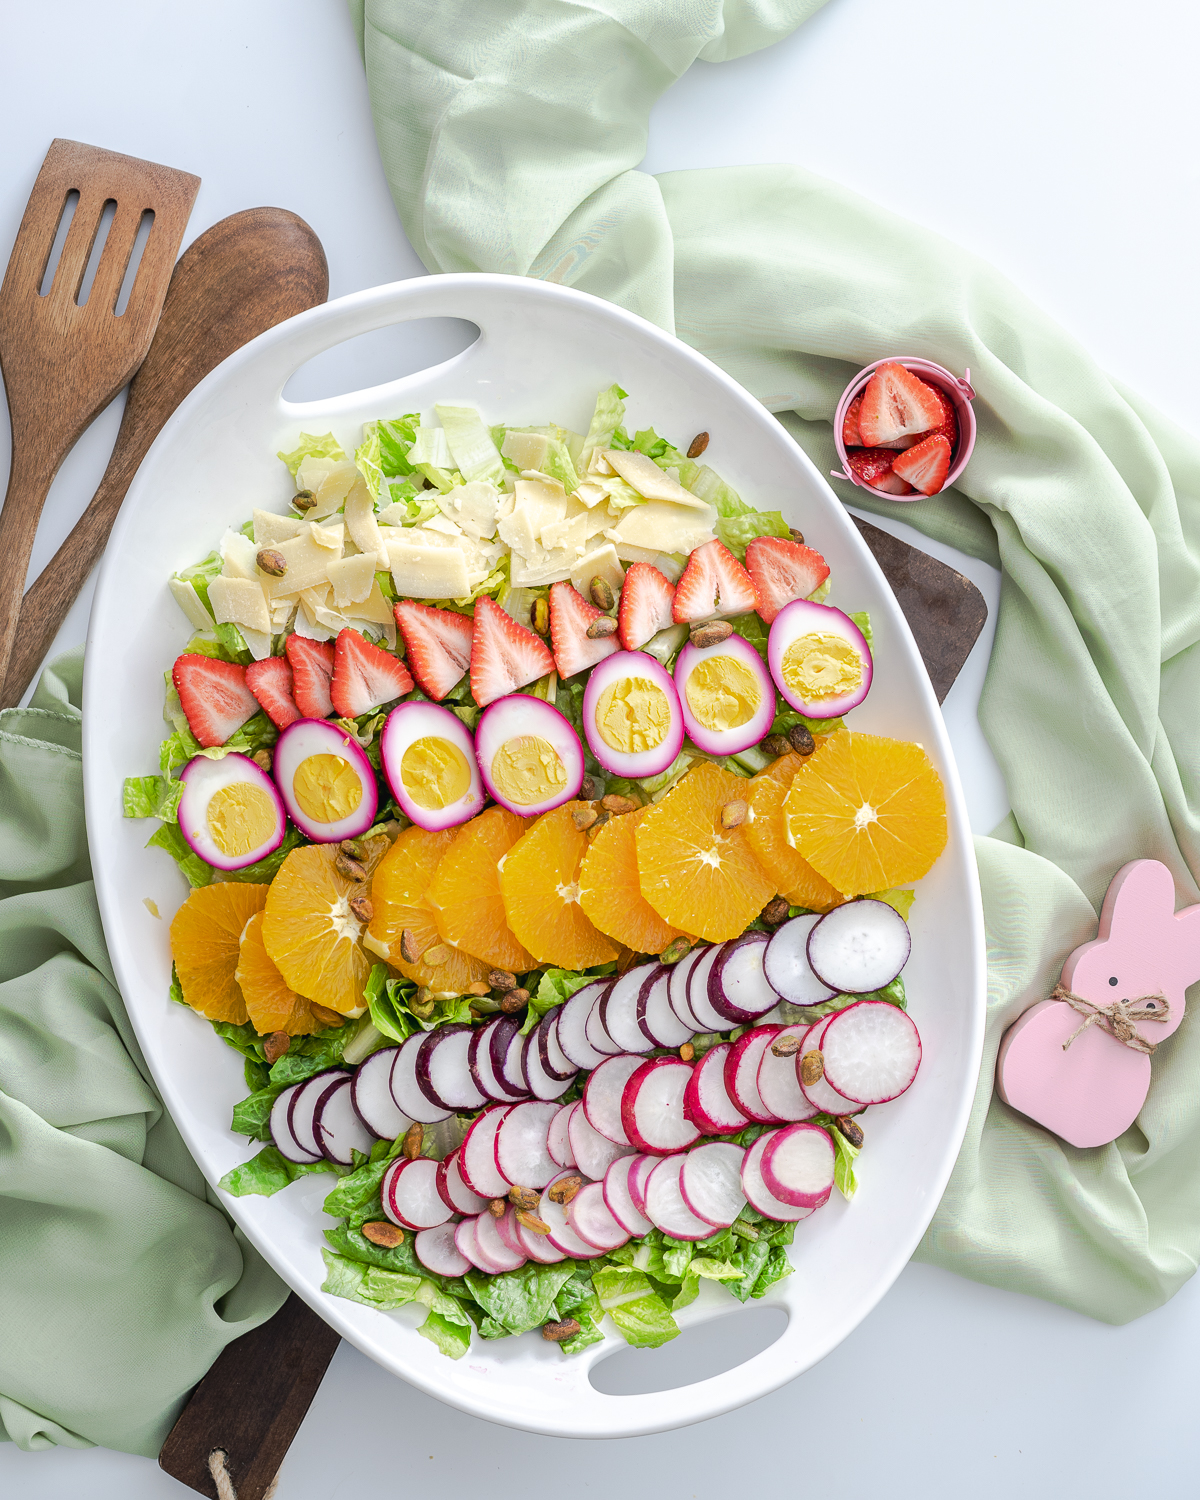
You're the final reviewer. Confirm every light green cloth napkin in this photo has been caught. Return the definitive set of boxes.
[353,0,1200,1321]
[0,648,287,1455]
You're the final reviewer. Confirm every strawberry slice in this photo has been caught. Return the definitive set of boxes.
[923,384,959,450]
[394,600,474,701]
[842,392,864,448]
[871,471,916,496]
[172,654,259,748]
[244,656,301,730]
[549,582,619,678]
[891,433,952,496]
[331,628,414,718]
[671,539,758,623]
[858,362,945,446]
[745,537,831,625]
[617,562,675,650]
[470,594,555,707]
[285,635,336,719]
[846,448,900,485]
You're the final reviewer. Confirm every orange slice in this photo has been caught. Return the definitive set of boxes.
[367,825,490,994]
[579,807,690,955]
[783,729,947,896]
[427,807,535,972]
[170,883,267,1023]
[745,753,845,913]
[236,910,320,1036]
[635,762,774,942]
[261,836,388,1016]
[500,802,620,969]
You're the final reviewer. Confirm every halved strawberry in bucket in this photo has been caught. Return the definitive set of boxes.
[549,581,619,678]
[745,537,830,625]
[891,433,952,496]
[846,448,899,485]
[394,600,473,701]
[331,628,414,717]
[284,635,335,718]
[244,656,301,729]
[172,654,259,748]
[842,392,864,448]
[858,362,945,446]
[672,539,757,623]
[470,594,555,707]
[617,562,675,650]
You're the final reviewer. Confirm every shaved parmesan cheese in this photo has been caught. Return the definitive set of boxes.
[253,509,308,547]
[603,449,710,509]
[501,430,550,473]
[264,528,344,598]
[571,481,609,509]
[348,580,394,626]
[569,544,625,599]
[343,475,386,565]
[296,456,357,518]
[208,575,272,635]
[385,532,471,599]
[239,625,273,661]
[609,498,716,556]
[308,520,342,550]
[327,553,377,608]
[169,577,213,631]
[292,612,333,642]
[271,598,297,630]
[299,584,330,626]
[509,547,576,587]
[424,513,465,539]
[586,450,615,477]
[220,530,259,579]
[437,479,501,540]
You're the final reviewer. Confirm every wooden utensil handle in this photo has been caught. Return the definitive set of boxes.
[0,440,67,689]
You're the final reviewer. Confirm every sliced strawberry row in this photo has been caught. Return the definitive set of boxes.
[842,361,958,496]
[549,582,618,678]
[331,628,414,718]
[394,600,473,701]
[470,595,555,707]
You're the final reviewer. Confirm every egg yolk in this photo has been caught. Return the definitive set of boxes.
[685,656,760,733]
[491,736,567,806]
[292,753,363,823]
[595,676,671,755]
[401,735,472,811]
[781,632,863,701]
[206,783,277,856]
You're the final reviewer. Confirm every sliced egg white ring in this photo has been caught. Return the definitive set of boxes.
[582,649,683,779]
[379,701,485,831]
[674,633,776,756]
[177,753,287,871]
[474,695,584,817]
[273,718,379,843]
[767,599,873,718]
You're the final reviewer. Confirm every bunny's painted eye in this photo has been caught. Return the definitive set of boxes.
[1109,976,1119,986]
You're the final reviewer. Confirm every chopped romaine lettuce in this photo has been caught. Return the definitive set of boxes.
[277,432,346,476]
[435,405,506,486]
[579,383,628,465]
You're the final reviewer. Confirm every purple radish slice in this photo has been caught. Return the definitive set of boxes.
[763,914,838,1006]
[741,1131,816,1222]
[818,1000,922,1105]
[437,1148,489,1216]
[708,933,779,1024]
[724,1026,784,1124]
[351,1047,410,1139]
[683,1043,750,1135]
[584,988,623,1057]
[760,1123,835,1208]
[767,599,872,719]
[797,1018,860,1113]
[176,753,286,871]
[493,1205,527,1258]
[674,633,776,756]
[414,1222,472,1278]
[547,1101,578,1168]
[518,1219,567,1263]
[538,1012,576,1081]
[380,1160,409,1229]
[644,1154,717,1241]
[417,1025,487,1112]
[523,1025,576,1101]
[687,946,729,1032]
[556,979,614,1070]
[540,1172,605,1259]
[583,1054,645,1146]
[756,1024,820,1122]
[459,1105,512,1198]
[603,1155,654,1237]
[680,1142,747,1229]
[599,964,658,1054]
[379,700,484,832]
[568,1103,636,1181]
[637,965,693,1049]
[806,900,911,994]
[287,1070,349,1159]
[474,695,585,818]
[473,1207,527,1272]
[385,1157,454,1229]
[667,946,707,1031]
[627,1154,658,1218]
[621,1058,701,1154]
[566,1181,631,1252]
[390,1035,452,1124]
[271,1082,322,1164]
[499,1025,531,1096]
[471,1016,525,1102]
[494,1100,562,1189]
[582,651,684,780]
[454,1216,489,1272]
[272,718,378,843]
[314,1076,375,1164]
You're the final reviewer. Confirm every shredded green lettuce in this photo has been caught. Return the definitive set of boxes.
[435,405,506,487]
[579,383,628,465]
[277,432,346,476]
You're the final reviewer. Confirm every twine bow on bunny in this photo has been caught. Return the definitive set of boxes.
[1052,985,1172,1055]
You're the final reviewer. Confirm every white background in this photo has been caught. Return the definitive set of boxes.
[2,0,1199,1495]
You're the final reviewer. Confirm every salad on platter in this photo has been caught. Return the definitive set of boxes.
[125,384,947,1361]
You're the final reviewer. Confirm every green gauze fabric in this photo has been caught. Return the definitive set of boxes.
[353,0,1200,1322]
[0,647,288,1455]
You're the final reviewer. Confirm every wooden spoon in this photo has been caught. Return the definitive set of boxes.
[1,206,329,708]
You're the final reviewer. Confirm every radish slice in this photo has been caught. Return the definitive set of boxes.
[637,965,693,1049]
[547,1101,578,1168]
[621,1058,701,1154]
[668,947,706,1031]
[351,1047,411,1140]
[487,1016,530,1100]
[475,695,584,818]
[437,1147,489,1216]
[603,1155,654,1236]
[454,1216,488,1272]
[418,1025,488,1112]
[288,1070,349,1159]
[459,1105,512,1198]
[499,1025,530,1096]
[384,1157,454,1230]
[644,1154,717,1241]
[807,901,911,994]
[687,945,730,1032]
[314,1076,375,1164]
[680,1142,747,1228]
[415,1222,472,1278]
[468,1017,518,1102]
[518,1219,567,1263]
[584,989,623,1057]
[568,1103,635,1180]
[627,1153,658,1217]
[741,1131,816,1222]
[683,1042,750,1134]
[538,1012,576,1081]
[556,979,613,1070]
[675,634,775,756]
[763,915,838,1006]
[493,1204,526,1257]
[540,1170,604,1258]
[494,1100,562,1188]
[391,1035,452,1124]
[600,964,659,1054]
[709,934,779,1024]
[818,1000,922,1105]
[566,1181,631,1251]
[724,1026,783,1124]
[767,599,872,719]
[583,1054,645,1145]
[523,1024,576,1101]
[473,1206,527,1271]
[271,1081,322,1164]
[760,1123,835,1208]
[756,1025,820,1122]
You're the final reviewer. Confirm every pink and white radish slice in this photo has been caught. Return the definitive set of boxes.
[756,1024,820,1122]
[626,1153,658,1219]
[708,934,781,1024]
[540,1171,604,1259]
[176,752,286,871]
[683,1042,750,1135]
[582,650,684,780]
[473,695,584,817]
[437,1147,490,1216]
[724,1026,784,1124]
[644,1154,717,1241]
[796,1019,859,1114]
[391,1034,452,1124]
[271,1081,322,1165]
[287,1070,349,1160]
[599,963,660,1054]
[473,1206,527,1271]
[547,1101,578,1168]
[667,946,707,1032]
[493,1205,528,1259]
[494,1100,562,1189]
[759,1123,835,1209]
[584,988,623,1057]
[566,1181,631,1252]
[807,900,911,994]
[556,979,615,1070]
[621,1058,701,1154]
[763,914,839,1006]
[518,1219,567,1264]
[414,1222,472,1278]
[584,1054,645,1146]
[459,1105,512,1199]
[818,1000,922,1105]
[686,945,730,1033]
[674,633,775,756]
[382,1157,453,1230]
[680,1142,747,1229]
[469,1016,526,1102]
[522,1021,576,1101]
[767,599,872,719]
[379,700,484,831]
[637,964,694,1049]
[417,1024,488,1112]
[740,1130,816,1222]
[538,1011,576,1080]
[351,1046,411,1139]
[454,1216,488,1272]
[272,718,378,843]
[313,1076,375,1164]
[568,1101,636,1181]
[603,1155,654,1237]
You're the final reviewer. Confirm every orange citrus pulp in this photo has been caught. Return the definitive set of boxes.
[170,882,268,1024]
[427,806,535,972]
[579,807,690,955]
[367,825,489,993]
[236,909,320,1036]
[745,752,845,912]
[500,802,619,969]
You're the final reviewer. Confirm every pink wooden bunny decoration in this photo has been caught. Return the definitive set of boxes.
[997,859,1200,1148]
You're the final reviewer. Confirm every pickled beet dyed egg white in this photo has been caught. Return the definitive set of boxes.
[177,752,286,870]
[474,695,583,817]
[379,701,484,831]
[767,599,872,718]
[674,633,774,756]
[273,718,378,843]
[582,651,683,779]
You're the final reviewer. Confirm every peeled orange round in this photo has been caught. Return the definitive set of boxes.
[500,803,619,969]
[579,807,690,955]
[170,882,268,1024]
[236,910,319,1036]
[427,806,535,972]
[745,752,845,913]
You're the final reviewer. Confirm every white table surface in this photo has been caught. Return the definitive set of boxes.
[2,0,1198,1494]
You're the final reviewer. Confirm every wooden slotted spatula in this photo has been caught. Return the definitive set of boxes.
[0,138,199,689]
